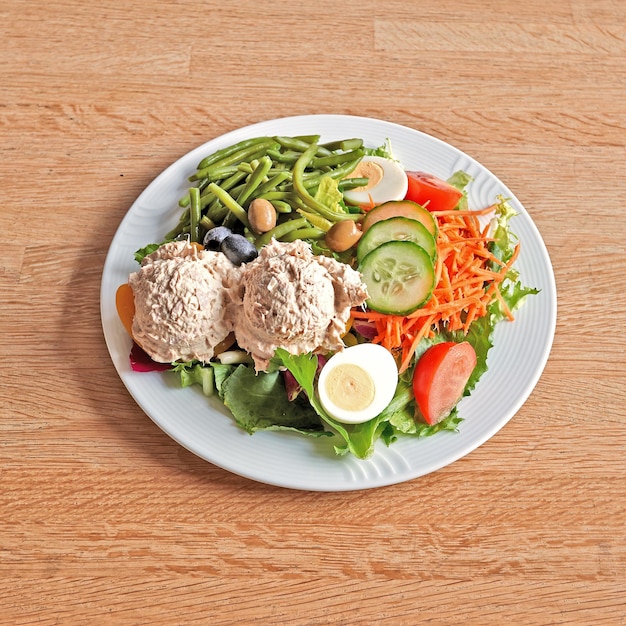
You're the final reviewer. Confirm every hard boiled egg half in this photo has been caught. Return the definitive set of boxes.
[342,155,409,207]
[317,343,398,424]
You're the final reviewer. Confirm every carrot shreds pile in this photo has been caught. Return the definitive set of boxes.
[352,205,521,374]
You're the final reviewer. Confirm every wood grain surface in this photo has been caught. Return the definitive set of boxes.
[1,0,625,623]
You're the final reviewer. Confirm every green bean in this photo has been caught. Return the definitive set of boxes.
[164,205,192,239]
[325,157,362,180]
[222,211,237,230]
[229,182,248,201]
[189,187,201,242]
[188,164,239,183]
[205,198,229,223]
[196,190,216,210]
[295,159,363,195]
[195,140,278,179]
[266,149,302,164]
[338,177,369,191]
[293,135,321,144]
[164,221,186,240]
[276,172,328,195]
[258,190,292,201]
[269,148,339,166]
[295,209,333,232]
[236,155,272,206]
[310,148,365,169]
[292,143,356,222]
[191,148,268,181]
[204,169,246,194]
[279,159,363,196]
[196,136,273,170]
[179,177,212,208]
[200,170,248,210]
[280,227,326,242]
[275,136,332,157]
[237,162,254,175]
[275,135,319,151]
[301,171,334,190]
[288,193,320,214]
[271,200,292,213]
[253,171,291,198]
[254,217,309,248]
[320,138,363,152]
[199,215,216,231]
[207,182,250,229]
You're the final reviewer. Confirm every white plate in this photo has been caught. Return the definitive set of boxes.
[100,114,557,491]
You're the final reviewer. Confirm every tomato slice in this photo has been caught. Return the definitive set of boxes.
[404,171,463,212]
[412,341,477,425]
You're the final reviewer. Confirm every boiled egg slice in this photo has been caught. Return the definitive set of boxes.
[317,343,398,424]
[342,155,409,207]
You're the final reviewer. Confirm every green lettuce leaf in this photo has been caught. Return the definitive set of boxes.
[210,362,238,395]
[488,195,541,320]
[447,170,473,211]
[220,364,329,436]
[489,195,519,264]
[364,139,394,159]
[313,176,345,215]
[390,406,463,437]
[447,170,473,192]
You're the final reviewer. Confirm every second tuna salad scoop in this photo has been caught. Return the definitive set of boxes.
[129,240,240,363]
[229,239,369,372]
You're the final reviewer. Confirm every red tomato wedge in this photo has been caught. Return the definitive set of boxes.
[405,171,463,212]
[412,341,477,425]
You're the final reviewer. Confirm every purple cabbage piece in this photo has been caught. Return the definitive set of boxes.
[352,320,378,340]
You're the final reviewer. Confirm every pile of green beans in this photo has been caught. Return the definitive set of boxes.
[166,135,369,248]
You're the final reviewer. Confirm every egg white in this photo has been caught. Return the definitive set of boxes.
[343,156,409,207]
[317,343,399,424]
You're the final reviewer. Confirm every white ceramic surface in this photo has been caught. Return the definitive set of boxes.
[100,114,557,491]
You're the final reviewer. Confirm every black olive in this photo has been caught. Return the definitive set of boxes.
[203,226,232,251]
[221,234,258,266]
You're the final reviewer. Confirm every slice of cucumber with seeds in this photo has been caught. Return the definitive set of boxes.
[358,240,436,315]
[357,216,437,263]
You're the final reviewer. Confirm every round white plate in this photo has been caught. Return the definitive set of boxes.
[100,114,557,491]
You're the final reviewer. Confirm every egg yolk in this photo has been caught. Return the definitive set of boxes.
[324,363,375,411]
[346,161,384,193]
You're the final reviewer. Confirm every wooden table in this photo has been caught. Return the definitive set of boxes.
[2,0,625,623]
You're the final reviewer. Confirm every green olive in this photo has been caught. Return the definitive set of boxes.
[325,219,362,252]
[248,198,277,234]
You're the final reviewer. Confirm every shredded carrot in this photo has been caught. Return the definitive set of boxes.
[352,206,521,373]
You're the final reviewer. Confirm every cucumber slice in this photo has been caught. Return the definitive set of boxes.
[357,216,436,263]
[361,200,437,238]
[359,241,435,315]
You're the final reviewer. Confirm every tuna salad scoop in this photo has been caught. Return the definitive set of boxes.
[229,239,369,372]
[129,240,240,363]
